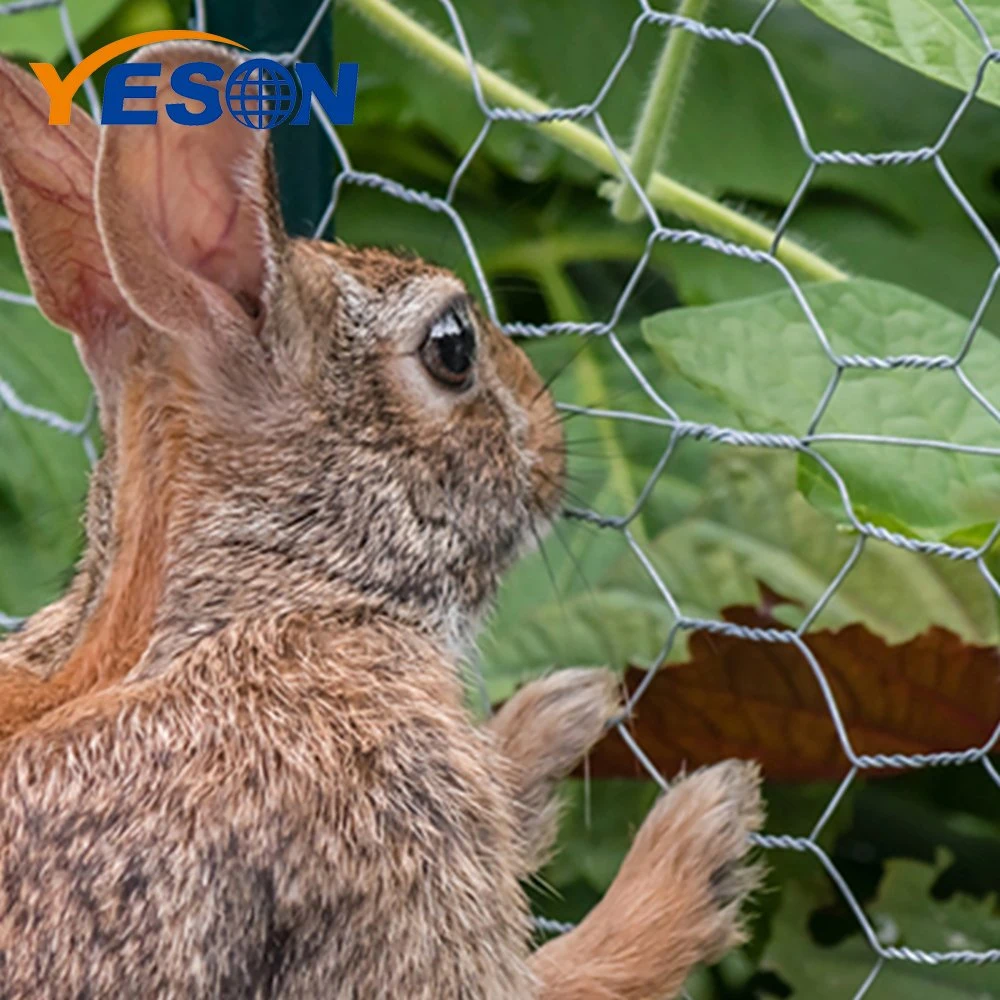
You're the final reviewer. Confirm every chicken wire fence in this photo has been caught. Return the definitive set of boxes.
[2,0,1000,994]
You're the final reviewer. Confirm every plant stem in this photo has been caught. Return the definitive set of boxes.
[612,0,710,223]
[341,0,848,283]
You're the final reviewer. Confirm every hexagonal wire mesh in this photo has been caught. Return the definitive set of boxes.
[2,0,1000,994]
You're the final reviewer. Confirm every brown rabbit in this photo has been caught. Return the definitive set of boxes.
[0,55,749,905]
[0,54,698,885]
[0,45,763,998]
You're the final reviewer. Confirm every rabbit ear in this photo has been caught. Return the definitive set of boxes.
[0,57,134,410]
[95,43,286,351]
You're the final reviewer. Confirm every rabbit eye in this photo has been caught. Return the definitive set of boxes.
[420,306,477,390]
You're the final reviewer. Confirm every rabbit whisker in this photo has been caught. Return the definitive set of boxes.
[549,518,594,599]
[534,466,591,510]
[529,339,594,406]
[528,519,569,634]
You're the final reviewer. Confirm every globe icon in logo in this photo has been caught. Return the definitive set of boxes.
[226,59,298,130]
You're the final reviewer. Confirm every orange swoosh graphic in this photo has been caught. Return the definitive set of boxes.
[31,30,249,125]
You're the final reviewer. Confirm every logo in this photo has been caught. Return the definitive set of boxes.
[31,30,358,128]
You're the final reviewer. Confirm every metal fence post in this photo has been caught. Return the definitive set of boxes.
[197,0,334,237]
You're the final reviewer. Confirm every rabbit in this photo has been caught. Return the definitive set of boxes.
[0,57,668,883]
[0,44,764,999]
[0,59,716,901]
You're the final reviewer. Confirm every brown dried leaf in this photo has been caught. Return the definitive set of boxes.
[583,603,1000,783]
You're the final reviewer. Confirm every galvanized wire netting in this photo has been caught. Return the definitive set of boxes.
[2,0,1000,994]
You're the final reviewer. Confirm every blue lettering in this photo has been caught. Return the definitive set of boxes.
[100,60,358,128]
[166,62,224,126]
[290,62,358,126]
[102,63,160,125]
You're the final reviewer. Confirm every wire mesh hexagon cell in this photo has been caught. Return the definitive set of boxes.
[2,0,1000,996]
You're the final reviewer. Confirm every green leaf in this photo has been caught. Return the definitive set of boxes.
[764,853,1000,997]
[0,241,92,619]
[639,452,999,644]
[643,279,1000,542]
[796,0,1000,108]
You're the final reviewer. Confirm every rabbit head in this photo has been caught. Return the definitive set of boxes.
[7,41,564,673]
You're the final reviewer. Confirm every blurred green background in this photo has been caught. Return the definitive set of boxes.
[2,0,1000,995]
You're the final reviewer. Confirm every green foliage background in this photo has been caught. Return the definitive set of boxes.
[2,0,1000,995]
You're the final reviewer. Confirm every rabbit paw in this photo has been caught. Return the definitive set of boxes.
[530,759,765,1000]
[622,759,766,965]
[488,667,620,873]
